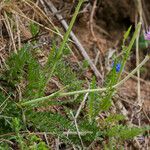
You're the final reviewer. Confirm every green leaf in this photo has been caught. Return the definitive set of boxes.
[29,22,39,36]
[107,125,144,140]
[123,25,132,44]
[88,77,99,121]
[100,98,112,111]
[105,114,125,123]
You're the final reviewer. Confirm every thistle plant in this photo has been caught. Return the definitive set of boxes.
[0,0,150,149]
[21,23,147,106]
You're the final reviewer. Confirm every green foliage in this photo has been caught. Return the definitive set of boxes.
[106,125,143,140]
[98,23,142,112]
[0,143,11,150]
[45,42,83,92]
[87,77,100,122]
[98,114,147,148]
[82,60,90,69]
[29,22,39,37]
[25,53,46,98]
[1,44,47,99]
[105,114,125,124]
[0,91,21,134]
[133,33,150,49]
[123,25,132,44]
[55,60,83,91]
[0,7,148,149]
[3,45,30,87]
[26,111,73,134]
[24,134,48,150]
[79,118,100,142]
[11,118,25,150]
[0,1,95,148]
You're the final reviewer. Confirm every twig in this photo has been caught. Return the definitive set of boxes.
[94,50,100,65]
[43,0,103,80]
[12,10,66,41]
[89,0,97,42]
[39,0,82,69]
[55,137,59,150]
[135,2,142,107]
[0,131,93,138]
[75,89,89,120]
[89,0,104,78]
[124,70,150,86]
[42,0,84,89]
[15,14,21,50]
[70,111,84,149]
[44,132,50,148]
[0,139,14,145]
[142,108,150,124]
[4,12,17,53]
[116,94,137,106]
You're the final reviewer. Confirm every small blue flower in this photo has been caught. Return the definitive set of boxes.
[112,62,121,73]
[115,63,121,73]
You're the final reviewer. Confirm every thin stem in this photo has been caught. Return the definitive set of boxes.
[45,0,84,87]
[136,0,143,106]
[0,131,92,138]
[118,22,141,81]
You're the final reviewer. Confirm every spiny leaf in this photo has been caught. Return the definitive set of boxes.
[106,125,144,140]
[105,114,125,123]
[88,77,99,122]
[123,25,132,44]
[29,22,39,37]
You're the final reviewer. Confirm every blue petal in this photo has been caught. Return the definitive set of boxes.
[116,63,121,72]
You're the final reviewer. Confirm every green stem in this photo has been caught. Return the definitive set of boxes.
[45,0,84,87]
[21,55,149,106]
[118,23,141,81]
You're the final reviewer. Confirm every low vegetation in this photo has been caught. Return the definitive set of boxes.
[0,0,149,149]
